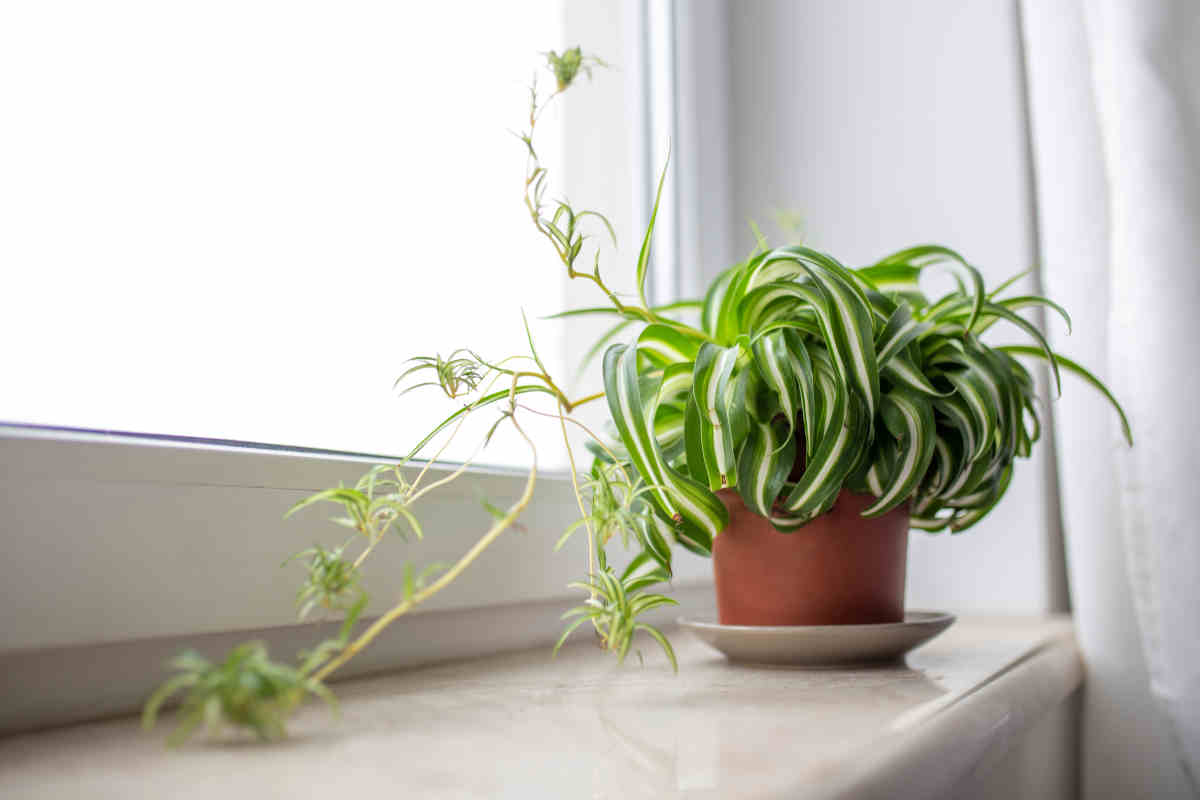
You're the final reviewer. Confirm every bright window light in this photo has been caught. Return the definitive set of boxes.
[0,1,573,467]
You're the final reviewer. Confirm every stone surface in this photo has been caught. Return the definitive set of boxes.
[0,616,1080,799]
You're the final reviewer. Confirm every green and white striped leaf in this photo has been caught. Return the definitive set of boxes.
[691,342,740,489]
[883,350,948,397]
[784,280,881,425]
[949,464,1013,533]
[653,404,685,449]
[972,295,1072,335]
[736,415,796,517]
[752,247,881,420]
[999,346,1133,444]
[636,515,675,573]
[656,362,694,408]
[750,330,801,443]
[954,301,1062,394]
[603,343,728,554]
[781,383,867,521]
[941,369,997,462]
[876,302,931,368]
[910,512,954,532]
[638,323,703,368]
[682,393,709,486]
[862,388,936,517]
[857,262,926,307]
[873,244,986,330]
[787,333,820,460]
[701,267,737,340]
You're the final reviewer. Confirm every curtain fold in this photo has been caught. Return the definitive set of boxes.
[1021,0,1200,796]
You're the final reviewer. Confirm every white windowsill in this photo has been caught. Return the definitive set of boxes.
[0,616,1082,799]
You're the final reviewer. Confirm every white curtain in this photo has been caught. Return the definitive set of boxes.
[1021,0,1200,796]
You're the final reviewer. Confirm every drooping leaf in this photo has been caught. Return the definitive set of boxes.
[691,342,741,490]
[862,388,936,517]
[749,248,880,421]
[875,302,932,369]
[638,323,703,367]
[781,381,867,522]
[603,343,728,554]
[999,345,1132,444]
[873,244,986,330]
[736,415,796,516]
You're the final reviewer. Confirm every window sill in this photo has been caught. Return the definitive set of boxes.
[0,616,1081,799]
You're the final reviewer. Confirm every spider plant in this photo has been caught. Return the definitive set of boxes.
[594,243,1132,545]
[145,45,1130,744]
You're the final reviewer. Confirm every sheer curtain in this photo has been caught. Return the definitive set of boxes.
[1021,0,1200,796]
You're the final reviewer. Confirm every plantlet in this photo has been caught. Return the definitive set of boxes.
[142,598,362,744]
[287,544,360,620]
[556,549,678,672]
[145,47,1129,744]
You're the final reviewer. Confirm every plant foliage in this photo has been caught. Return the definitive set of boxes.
[556,549,678,673]
[597,244,1131,540]
[142,597,363,744]
[145,46,1130,744]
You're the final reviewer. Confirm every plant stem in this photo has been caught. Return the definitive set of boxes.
[566,390,606,410]
[352,536,380,570]
[557,401,597,612]
[407,369,510,493]
[312,419,539,683]
[514,402,633,487]
[405,440,485,507]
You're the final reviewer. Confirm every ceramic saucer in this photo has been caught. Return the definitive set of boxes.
[678,611,956,667]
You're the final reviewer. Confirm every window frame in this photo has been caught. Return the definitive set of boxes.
[0,0,716,695]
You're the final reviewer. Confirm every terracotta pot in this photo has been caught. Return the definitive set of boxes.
[712,489,909,626]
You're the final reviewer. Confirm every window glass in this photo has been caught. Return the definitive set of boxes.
[0,1,578,467]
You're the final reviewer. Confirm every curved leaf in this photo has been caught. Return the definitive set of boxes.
[755,248,881,420]
[873,244,986,330]
[999,345,1132,444]
[638,323,703,367]
[863,389,936,517]
[691,343,741,489]
[736,415,796,517]
[876,302,931,368]
[603,344,728,553]
[781,383,866,521]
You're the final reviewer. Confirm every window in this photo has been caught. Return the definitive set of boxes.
[0,2,718,671]
[1,1,586,468]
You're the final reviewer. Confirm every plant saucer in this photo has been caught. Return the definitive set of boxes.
[678,611,955,667]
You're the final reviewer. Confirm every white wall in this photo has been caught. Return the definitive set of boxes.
[713,0,1066,614]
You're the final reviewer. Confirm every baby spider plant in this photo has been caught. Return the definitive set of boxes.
[556,549,678,673]
[142,599,363,745]
[146,45,1130,745]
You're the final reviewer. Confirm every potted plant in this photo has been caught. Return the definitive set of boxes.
[144,47,1130,743]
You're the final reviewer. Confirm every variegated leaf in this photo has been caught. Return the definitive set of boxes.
[603,344,728,554]
[736,415,796,517]
[638,323,703,368]
[862,388,936,517]
[691,342,740,489]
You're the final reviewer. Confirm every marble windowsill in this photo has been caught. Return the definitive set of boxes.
[0,616,1081,799]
